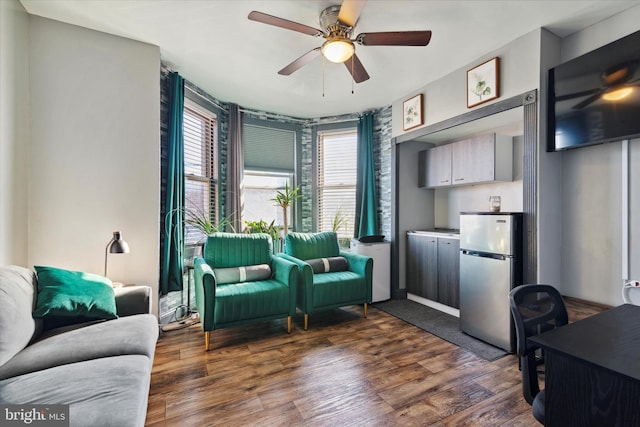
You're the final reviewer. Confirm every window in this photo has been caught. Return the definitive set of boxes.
[243,171,293,228]
[317,129,357,240]
[242,123,296,231]
[183,99,218,244]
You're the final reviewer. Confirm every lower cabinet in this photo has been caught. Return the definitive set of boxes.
[406,233,460,308]
[437,237,460,308]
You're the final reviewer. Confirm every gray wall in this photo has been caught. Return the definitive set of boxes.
[28,17,162,314]
[0,0,29,266]
[557,6,640,305]
[389,4,640,306]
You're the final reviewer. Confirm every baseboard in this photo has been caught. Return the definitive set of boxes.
[407,293,460,318]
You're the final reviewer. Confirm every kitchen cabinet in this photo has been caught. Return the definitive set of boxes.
[406,232,460,308]
[406,233,438,300]
[451,133,511,185]
[437,237,459,308]
[419,144,451,188]
[419,133,512,188]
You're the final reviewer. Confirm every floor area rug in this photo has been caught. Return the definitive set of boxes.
[373,299,509,362]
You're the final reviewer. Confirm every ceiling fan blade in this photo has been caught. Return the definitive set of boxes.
[278,48,322,76]
[248,11,324,37]
[356,31,432,46]
[344,53,370,83]
[572,92,603,110]
[338,0,367,27]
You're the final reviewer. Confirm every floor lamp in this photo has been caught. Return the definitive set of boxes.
[105,231,130,277]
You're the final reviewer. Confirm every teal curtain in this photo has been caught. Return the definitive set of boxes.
[355,112,379,238]
[161,72,184,295]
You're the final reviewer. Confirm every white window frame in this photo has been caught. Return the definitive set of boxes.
[317,129,358,241]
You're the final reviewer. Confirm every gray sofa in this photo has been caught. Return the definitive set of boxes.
[0,265,158,427]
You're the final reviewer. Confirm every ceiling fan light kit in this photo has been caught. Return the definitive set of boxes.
[322,38,354,63]
[248,0,432,85]
[601,86,634,101]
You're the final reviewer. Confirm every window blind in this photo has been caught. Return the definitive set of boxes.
[184,100,218,244]
[243,124,295,171]
[318,130,357,239]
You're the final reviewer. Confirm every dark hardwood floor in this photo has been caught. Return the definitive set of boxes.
[146,298,605,426]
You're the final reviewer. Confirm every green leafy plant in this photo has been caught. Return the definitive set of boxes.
[269,183,302,236]
[332,209,348,234]
[167,203,235,244]
[245,219,279,242]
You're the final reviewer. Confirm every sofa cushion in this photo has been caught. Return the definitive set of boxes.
[285,232,340,260]
[0,314,157,380]
[214,264,271,285]
[0,354,152,427]
[306,257,349,274]
[0,266,43,367]
[33,266,117,322]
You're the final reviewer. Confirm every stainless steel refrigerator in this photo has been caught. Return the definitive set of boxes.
[459,212,523,352]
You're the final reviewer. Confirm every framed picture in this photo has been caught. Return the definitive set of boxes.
[467,57,500,108]
[403,93,423,131]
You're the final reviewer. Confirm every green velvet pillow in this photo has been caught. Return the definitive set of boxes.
[33,266,118,321]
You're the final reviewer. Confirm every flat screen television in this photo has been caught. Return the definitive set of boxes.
[547,29,640,151]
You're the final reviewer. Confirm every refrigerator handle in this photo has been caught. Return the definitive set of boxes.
[461,250,507,261]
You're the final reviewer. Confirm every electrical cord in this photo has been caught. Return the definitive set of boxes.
[622,280,640,304]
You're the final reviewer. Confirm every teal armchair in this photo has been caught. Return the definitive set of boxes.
[278,232,373,330]
[194,233,298,350]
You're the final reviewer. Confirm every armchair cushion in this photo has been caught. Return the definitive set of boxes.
[284,231,340,260]
[204,232,272,268]
[214,264,272,285]
[306,257,349,274]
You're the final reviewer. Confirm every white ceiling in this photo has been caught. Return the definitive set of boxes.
[20,0,638,119]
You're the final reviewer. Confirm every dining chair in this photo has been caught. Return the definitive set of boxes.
[508,284,568,425]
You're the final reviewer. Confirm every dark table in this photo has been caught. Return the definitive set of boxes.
[529,303,640,426]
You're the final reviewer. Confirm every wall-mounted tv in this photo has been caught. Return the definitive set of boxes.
[547,29,640,152]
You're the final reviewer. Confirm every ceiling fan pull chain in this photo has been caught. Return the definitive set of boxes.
[322,55,325,97]
[351,58,355,94]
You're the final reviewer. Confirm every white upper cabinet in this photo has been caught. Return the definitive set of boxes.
[419,133,512,188]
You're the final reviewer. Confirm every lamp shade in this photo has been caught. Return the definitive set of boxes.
[321,38,355,63]
[108,231,130,254]
[105,231,130,277]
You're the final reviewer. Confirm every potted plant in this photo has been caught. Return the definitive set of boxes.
[332,209,351,248]
[167,204,234,246]
[269,183,301,236]
[244,219,279,242]
[245,219,282,253]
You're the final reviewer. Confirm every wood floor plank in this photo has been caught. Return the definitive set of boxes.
[147,300,604,426]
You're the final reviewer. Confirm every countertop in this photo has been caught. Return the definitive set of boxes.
[407,229,460,238]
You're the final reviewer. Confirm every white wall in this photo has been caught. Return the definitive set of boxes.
[391,30,542,138]
[557,5,640,305]
[28,17,161,314]
[0,0,29,266]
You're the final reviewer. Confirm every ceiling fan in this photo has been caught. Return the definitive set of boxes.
[248,0,432,83]
[557,61,640,109]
